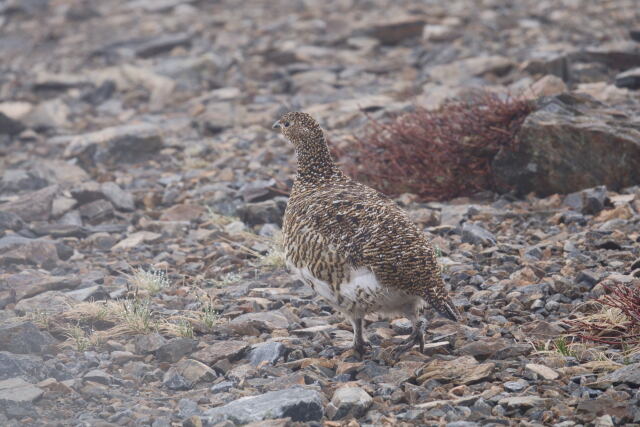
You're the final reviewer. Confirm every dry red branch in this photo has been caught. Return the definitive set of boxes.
[568,283,640,348]
[333,92,535,201]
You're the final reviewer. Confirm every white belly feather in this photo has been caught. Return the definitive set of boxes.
[287,262,422,317]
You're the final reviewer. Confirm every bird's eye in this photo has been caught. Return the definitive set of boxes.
[283,121,290,128]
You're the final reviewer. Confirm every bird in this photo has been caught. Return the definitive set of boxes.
[273,111,462,356]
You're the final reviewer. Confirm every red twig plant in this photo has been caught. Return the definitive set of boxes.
[334,92,534,201]
[568,283,640,353]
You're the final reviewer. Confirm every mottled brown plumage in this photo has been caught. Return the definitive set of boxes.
[274,112,461,355]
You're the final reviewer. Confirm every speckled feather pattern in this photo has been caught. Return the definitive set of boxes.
[278,112,461,322]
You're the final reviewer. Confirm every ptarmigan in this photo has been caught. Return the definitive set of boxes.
[273,112,462,355]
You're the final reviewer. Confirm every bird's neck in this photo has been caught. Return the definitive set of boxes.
[294,135,342,185]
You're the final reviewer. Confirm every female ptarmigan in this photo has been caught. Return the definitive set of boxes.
[273,112,462,355]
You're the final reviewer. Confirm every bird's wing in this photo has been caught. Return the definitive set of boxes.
[284,181,460,319]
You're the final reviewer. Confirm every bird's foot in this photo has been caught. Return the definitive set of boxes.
[392,330,425,357]
[352,341,372,360]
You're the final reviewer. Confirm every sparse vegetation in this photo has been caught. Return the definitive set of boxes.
[334,92,534,200]
[127,267,171,296]
[118,298,156,334]
[567,283,640,360]
[64,324,91,351]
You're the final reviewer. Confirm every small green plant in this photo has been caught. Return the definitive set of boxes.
[65,324,90,351]
[128,268,170,295]
[28,309,52,329]
[176,319,194,338]
[553,337,576,357]
[119,298,156,334]
[206,206,239,226]
[200,303,219,331]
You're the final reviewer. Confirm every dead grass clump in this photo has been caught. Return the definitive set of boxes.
[567,283,640,359]
[335,92,534,200]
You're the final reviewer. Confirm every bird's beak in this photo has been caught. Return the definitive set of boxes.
[272,120,281,129]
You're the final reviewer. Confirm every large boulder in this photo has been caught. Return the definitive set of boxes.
[492,93,640,196]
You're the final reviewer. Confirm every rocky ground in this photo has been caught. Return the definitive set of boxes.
[1,0,640,426]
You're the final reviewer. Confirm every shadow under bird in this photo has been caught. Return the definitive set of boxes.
[273,112,463,356]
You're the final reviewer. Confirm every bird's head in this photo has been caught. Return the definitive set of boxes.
[272,112,323,147]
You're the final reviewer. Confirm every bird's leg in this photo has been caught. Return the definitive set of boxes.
[351,317,370,355]
[393,318,426,355]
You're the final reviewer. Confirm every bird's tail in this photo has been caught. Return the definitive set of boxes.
[424,280,463,323]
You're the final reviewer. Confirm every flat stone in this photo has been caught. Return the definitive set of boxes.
[0,185,59,222]
[159,203,204,222]
[111,231,162,251]
[230,311,290,332]
[461,223,497,246]
[0,239,60,270]
[498,395,547,409]
[0,377,44,416]
[134,333,167,354]
[249,341,285,366]
[0,270,80,307]
[14,291,76,315]
[202,386,324,424]
[100,182,135,211]
[169,358,217,387]
[327,386,373,420]
[192,340,249,365]
[525,363,559,380]
[0,321,56,354]
[155,338,198,363]
[63,123,164,168]
[0,352,49,382]
[0,211,24,232]
[598,363,640,386]
[417,356,494,385]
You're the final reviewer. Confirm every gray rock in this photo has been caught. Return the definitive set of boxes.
[504,380,528,392]
[63,123,164,168]
[0,185,59,222]
[14,291,75,315]
[0,321,56,354]
[171,359,216,386]
[79,199,114,223]
[162,368,189,390]
[0,112,25,136]
[83,369,113,385]
[461,223,496,246]
[155,338,198,363]
[327,386,373,420]
[210,381,234,394]
[240,179,278,203]
[230,311,290,332]
[135,333,167,354]
[0,239,59,270]
[0,211,23,232]
[0,377,43,417]
[100,182,135,211]
[492,93,640,196]
[66,285,110,302]
[599,363,640,386]
[135,32,192,58]
[363,19,425,45]
[192,340,249,365]
[0,270,80,308]
[1,169,48,193]
[615,67,640,89]
[249,341,285,366]
[0,352,49,382]
[177,398,201,419]
[237,200,285,226]
[202,386,324,424]
[564,186,609,215]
